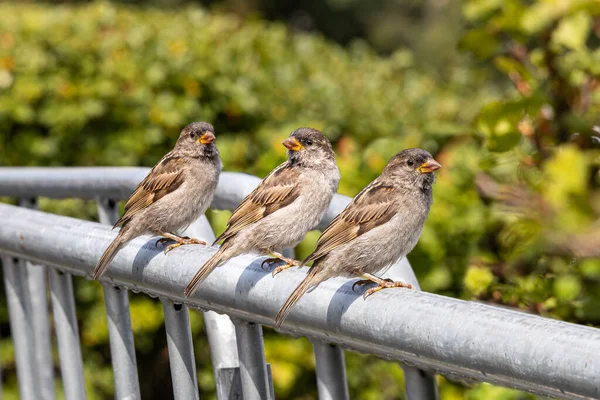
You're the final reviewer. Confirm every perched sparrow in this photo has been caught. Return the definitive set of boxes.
[184,128,340,297]
[274,148,441,327]
[93,122,222,280]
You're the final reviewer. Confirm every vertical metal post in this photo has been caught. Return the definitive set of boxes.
[204,311,242,399]
[97,198,141,400]
[49,268,87,400]
[385,260,438,399]
[23,260,56,400]
[296,233,349,400]
[184,216,243,400]
[1,256,39,400]
[162,299,199,400]
[20,198,55,400]
[401,366,438,400]
[233,320,273,400]
[282,247,295,260]
[311,340,350,400]
[102,284,141,400]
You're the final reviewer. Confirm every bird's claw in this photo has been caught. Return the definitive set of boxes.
[156,237,171,248]
[271,263,292,277]
[352,279,373,291]
[261,257,283,270]
[159,236,207,254]
[362,279,414,300]
[164,243,181,254]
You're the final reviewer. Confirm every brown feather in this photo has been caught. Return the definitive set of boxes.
[214,162,301,243]
[274,264,322,328]
[304,181,398,263]
[114,154,185,228]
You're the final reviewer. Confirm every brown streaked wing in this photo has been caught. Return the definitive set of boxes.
[214,162,301,243]
[114,154,185,228]
[303,181,398,263]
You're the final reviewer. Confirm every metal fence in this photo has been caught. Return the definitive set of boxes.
[0,168,598,400]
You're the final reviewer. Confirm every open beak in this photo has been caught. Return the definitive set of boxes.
[282,137,303,151]
[198,131,215,144]
[418,159,442,174]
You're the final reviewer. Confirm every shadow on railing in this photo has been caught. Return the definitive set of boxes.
[0,168,598,400]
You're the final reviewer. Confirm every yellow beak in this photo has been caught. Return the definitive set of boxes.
[282,137,303,151]
[198,131,215,144]
[418,159,442,173]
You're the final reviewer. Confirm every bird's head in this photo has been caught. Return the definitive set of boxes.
[383,148,441,191]
[177,122,218,157]
[282,128,335,168]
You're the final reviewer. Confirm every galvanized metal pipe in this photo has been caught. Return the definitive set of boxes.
[0,167,149,200]
[20,198,56,400]
[0,168,434,396]
[233,320,272,400]
[185,206,273,400]
[96,197,120,225]
[0,168,259,204]
[382,255,437,400]
[204,310,242,399]
[101,284,141,400]
[23,260,56,400]
[97,199,142,400]
[48,268,87,400]
[182,216,243,400]
[1,256,39,400]
[311,340,350,400]
[162,299,200,400]
[0,168,344,229]
[0,204,597,399]
[402,365,439,400]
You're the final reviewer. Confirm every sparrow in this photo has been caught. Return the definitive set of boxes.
[274,148,441,327]
[92,122,222,280]
[183,127,340,297]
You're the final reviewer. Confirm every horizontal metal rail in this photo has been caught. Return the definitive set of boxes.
[0,168,430,398]
[0,202,597,399]
[0,168,350,231]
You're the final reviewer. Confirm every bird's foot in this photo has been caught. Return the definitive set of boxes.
[156,233,207,254]
[352,279,373,291]
[271,263,294,277]
[260,251,300,275]
[156,237,171,248]
[261,257,283,270]
[362,278,413,300]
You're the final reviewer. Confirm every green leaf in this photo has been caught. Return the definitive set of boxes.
[459,29,500,59]
[552,11,592,50]
[521,1,566,34]
[522,0,600,34]
[464,266,494,295]
[476,101,522,152]
[463,0,503,21]
[553,275,582,302]
[543,145,590,208]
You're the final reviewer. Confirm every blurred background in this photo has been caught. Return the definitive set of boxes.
[0,0,599,399]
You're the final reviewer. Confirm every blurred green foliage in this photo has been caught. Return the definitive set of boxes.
[0,1,599,399]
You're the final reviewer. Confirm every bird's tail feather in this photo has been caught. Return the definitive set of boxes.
[93,232,127,280]
[274,266,321,328]
[184,243,229,297]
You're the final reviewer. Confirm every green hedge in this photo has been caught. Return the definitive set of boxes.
[0,1,598,399]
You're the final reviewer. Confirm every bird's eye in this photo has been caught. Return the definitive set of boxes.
[407,160,414,167]
[305,139,313,146]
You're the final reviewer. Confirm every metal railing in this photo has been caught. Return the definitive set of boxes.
[0,168,598,400]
